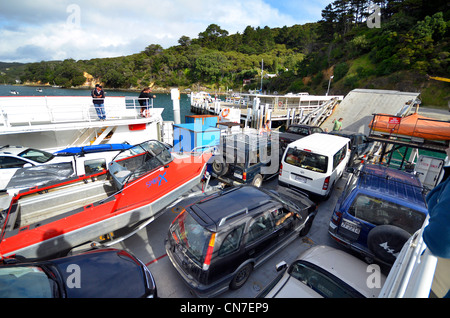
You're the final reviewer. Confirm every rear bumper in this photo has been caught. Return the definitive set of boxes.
[328,222,374,260]
[278,179,328,199]
[164,239,230,298]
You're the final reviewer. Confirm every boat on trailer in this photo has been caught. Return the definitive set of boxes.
[0,140,212,260]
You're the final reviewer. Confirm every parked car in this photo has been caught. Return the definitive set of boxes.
[328,130,375,165]
[328,164,428,264]
[0,144,131,190]
[0,146,68,189]
[258,245,386,298]
[279,124,323,151]
[0,248,157,298]
[210,133,281,187]
[165,185,317,297]
[279,133,351,199]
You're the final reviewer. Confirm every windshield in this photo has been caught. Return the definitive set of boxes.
[287,126,309,135]
[113,140,173,182]
[289,261,363,298]
[0,266,56,298]
[348,194,426,234]
[171,211,212,264]
[284,148,328,173]
[19,148,54,163]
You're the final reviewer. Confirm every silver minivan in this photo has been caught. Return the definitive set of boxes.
[278,133,351,199]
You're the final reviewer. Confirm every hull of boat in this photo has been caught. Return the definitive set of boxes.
[369,113,450,141]
[0,154,211,260]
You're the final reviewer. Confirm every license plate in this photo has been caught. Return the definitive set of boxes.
[294,175,307,183]
[233,172,243,179]
[341,219,360,234]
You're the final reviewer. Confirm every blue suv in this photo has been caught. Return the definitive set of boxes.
[328,164,428,265]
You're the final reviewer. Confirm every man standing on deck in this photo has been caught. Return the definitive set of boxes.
[332,118,343,131]
[91,84,106,120]
[138,87,156,117]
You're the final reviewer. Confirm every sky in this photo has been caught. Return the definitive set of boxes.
[0,0,331,63]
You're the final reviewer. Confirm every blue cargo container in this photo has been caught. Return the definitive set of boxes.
[173,123,220,152]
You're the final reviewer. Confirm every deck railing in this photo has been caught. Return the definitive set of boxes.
[0,96,153,128]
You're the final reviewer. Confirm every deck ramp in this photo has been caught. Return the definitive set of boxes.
[321,89,421,134]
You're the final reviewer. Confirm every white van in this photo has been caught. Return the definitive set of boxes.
[279,133,351,199]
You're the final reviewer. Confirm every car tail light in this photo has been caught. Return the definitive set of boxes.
[243,172,247,181]
[322,176,330,190]
[331,211,342,225]
[279,164,283,176]
[203,233,216,271]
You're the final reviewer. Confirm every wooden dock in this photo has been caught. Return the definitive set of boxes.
[190,92,343,129]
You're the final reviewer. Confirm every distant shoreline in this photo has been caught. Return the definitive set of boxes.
[12,83,228,95]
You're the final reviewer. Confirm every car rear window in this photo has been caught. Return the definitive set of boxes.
[348,194,426,234]
[284,148,328,173]
[171,211,212,264]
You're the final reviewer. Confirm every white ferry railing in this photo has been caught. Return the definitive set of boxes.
[379,215,438,298]
[0,96,153,128]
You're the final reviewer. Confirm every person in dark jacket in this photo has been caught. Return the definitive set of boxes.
[91,84,106,120]
[138,87,156,117]
[423,145,450,297]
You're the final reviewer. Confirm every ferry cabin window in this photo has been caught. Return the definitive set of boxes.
[348,194,426,234]
[285,148,328,173]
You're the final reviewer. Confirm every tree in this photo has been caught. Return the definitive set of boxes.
[178,36,191,47]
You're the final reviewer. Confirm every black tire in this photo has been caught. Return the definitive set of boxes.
[367,225,411,264]
[252,174,263,187]
[230,263,253,290]
[211,159,228,176]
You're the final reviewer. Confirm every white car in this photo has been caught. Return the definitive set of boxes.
[0,146,68,189]
[258,245,386,298]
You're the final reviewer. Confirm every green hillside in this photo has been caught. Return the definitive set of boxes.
[1,0,449,107]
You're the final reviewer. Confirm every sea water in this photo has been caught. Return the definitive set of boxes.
[0,85,195,123]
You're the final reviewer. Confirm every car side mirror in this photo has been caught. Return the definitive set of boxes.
[346,167,354,173]
[275,261,288,272]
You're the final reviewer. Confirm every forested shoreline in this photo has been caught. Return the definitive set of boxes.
[1,0,449,106]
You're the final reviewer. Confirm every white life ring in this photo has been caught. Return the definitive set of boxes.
[142,109,152,118]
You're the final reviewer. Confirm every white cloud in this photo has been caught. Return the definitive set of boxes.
[0,0,327,63]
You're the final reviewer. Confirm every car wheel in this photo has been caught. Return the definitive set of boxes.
[252,174,263,187]
[230,263,253,290]
[367,225,411,264]
[211,159,228,176]
[300,214,315,237]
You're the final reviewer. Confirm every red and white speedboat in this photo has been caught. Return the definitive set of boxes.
[0,140,211,260]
